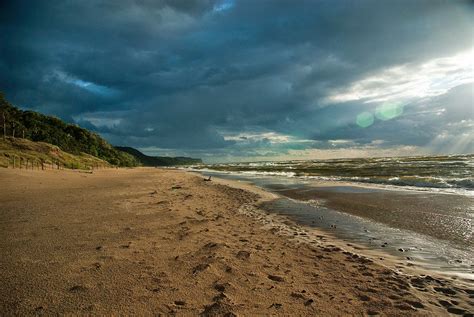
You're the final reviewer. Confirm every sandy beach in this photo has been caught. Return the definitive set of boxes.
[0,168,473,316]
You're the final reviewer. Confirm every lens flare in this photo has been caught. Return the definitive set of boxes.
[356,112,374,128]
[375,102,404,121]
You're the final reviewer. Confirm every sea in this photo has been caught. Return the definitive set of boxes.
[194,154,474,196]
[188,154,474,279]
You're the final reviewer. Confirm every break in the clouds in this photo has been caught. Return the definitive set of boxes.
[0,0,473,162]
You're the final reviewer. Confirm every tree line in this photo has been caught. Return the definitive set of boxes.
[0,93,138,167]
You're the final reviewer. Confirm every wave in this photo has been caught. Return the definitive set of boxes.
[339,176,474,190]
[190,154,474,195]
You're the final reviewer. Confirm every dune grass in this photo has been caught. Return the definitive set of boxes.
[0,137,109,170]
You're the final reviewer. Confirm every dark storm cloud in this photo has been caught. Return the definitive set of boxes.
[0,0,472,160]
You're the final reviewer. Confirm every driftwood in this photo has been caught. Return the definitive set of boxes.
[204,176,212,182]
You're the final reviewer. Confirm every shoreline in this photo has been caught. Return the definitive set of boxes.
[190,167,474,198]
[201,172,473,280]
[1,167,472,315]
[194,169,473,275]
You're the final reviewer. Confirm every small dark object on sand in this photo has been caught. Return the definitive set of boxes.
[269,303,282,309]
[171,185,182,189]
[204,176,212,182]
[268,274,285,282]
[304,299,314,306]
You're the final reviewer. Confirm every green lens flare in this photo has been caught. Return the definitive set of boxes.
[356,112,374,128]
[375,102,404,121]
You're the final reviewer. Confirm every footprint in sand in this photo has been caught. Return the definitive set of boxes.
[236,250,250,260]
[434,287,457,295]
[446,307,467,315]
[214,283,229,292]
[358,294,371,302]
[201,301,236,316]
[193,263,210,275]
[69,285,87,293]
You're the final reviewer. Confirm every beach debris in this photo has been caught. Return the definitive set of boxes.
[398,248,405,252]
[268,274,285,282]
[204,176,212,182]
[304,299,314,306]
[202,242,219,250]
[269,303,283,309]
[174,300,186,306]
[290,292,305,299]
[171,185,182,189]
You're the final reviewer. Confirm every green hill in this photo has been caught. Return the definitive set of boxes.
[115,146,202,166]
[0,93,137,167]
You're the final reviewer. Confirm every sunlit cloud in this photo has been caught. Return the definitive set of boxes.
[73,111,123,128]
[213,0,235,13]
[48,70,120,97]
[222,131,310,144]
[327,50,473,104]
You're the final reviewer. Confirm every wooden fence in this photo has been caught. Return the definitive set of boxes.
[6,156,107,171]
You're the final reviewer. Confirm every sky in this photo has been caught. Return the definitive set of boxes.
[0,0,473,163]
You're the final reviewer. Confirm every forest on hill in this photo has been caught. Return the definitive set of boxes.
[0,93,202,167]
[115,147,202,166]
[0,93,138,167]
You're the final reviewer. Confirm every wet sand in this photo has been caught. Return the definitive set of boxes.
[0,168,473,316]
[274,186,473,248]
